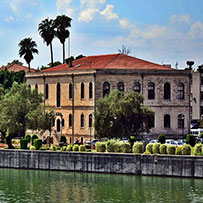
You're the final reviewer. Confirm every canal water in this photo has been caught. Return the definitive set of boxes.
[0,169,202,203]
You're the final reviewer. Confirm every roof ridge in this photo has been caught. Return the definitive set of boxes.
[102,53,121,68]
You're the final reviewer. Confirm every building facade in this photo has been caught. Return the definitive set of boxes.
[26,54,191,143]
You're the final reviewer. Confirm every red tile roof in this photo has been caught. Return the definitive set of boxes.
[0,64,36,72]
[41,53,174,72]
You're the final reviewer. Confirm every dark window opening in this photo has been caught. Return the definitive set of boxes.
[69,83,73,99]
[45,84,49,100]
[133,82,140,93]
[81,82,85,99]
[148,82,155,100]
[178,83,184,100]
[81,114,84,128]
[89,82,93,99]
[103,82,110,97]
[164,114,170,128]
[178,114,184,128]
[89,114,93,128]
[69,114,72,127]
[57,119,60,132]
[164,82,171,100]
[56,83,61,107]
[117,82,124,92]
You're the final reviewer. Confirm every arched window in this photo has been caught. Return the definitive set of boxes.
[117,82,124,92]
[62,119,65,127]
[81,82,85,99]
[35,84,38,93]
[89,114,93,128]
[45,84,49,100]
[103,82,110,97]
[28,84,31,89]
[81,114,84,128]
[69,114,72,127]
[164,114,170,128]
[148,82,155,99]
[56,119,60,132]
[133,82,140,93]
[56,83,61,107]
[178,114,184,128]
[89,82,93,99]
[164,82,171,100]
[178,83,184,100]
[69,83,73,99]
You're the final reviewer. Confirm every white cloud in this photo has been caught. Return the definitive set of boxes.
[170,14,191,25]
[5,16,14,22]
[8,0,37,12]
[189,21,203,39]
[80,0,106,8]
[56,0,74,16]
[100,4,118,20]
[78,8,99,22]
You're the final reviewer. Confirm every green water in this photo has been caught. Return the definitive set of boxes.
[0,169,202,203]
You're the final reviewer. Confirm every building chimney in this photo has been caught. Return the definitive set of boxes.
[186,61,194,69]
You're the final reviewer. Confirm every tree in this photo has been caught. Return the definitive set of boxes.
[38,18,55,67]
[0,82,47,148]
[7,60,23,66]
[54,15,72,63]
[118,45,131,55]
[94,90,154,139]
[40,61,62,70]
[18,38,38,72]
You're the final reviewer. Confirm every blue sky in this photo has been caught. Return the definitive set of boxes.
[0,0,203,69]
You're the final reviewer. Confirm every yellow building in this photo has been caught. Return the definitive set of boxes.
[26,53,191,143]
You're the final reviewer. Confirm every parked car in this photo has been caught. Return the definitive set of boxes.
[85,139,100,149]
[149,139,158,144]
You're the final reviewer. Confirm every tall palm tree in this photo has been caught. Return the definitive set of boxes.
[38,18,55,67]
[54,15,72,63]
[19,38,38,72]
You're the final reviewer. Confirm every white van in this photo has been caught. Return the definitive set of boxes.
[190,128,203,137]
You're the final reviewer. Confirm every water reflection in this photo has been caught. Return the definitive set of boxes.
[0,169,202,202]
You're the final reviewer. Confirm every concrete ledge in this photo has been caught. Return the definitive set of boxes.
[0,149,202,178]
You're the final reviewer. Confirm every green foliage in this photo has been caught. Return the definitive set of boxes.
[79,145,86,152]
[182,144,191,155]
[186,134,196,147]
[49,144,57,151]
[40,146,49,150]
[30,146,36,150]
[114,141,121,153]
[25,134,31,142]
[95,90,154,139]
[152,143,160,154]
[175,146,182,155]
[167,145,176,155]
[60,146,67,151]
[194,143,202,154]
[20,139,28,149]
[73,144,79,151]
[60,135,67,144]
[66,145,73,151]
[200,132,203,138]
[33,139,42,150]
[133,142,144,154]
[120,143,131,153]
[96,142,106,152]
[86,149,92,152]
[106,139,117,152]
[146,143,153,154]
[158,134,166,144]
[31,134,38,145]
[160,144,167,154]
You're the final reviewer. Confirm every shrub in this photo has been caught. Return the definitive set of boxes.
[129,136,136,145]
[114,141,121,153]
[86,149,92,152]
[60,135,67,144]
[200,132,203,138]
[182,144,191,155]
[160,144,167,154]
[20,139,28,149]
[31,134,38,145]
[40,146,49,150]
[60,146,67,151]
[167,145,176,155]
[33,139,42,150]
[158,134,166,144]
[194,143,202,154]
[146,143,153,154]
[186,134,196,147]
[96,142,106,152]
[106,140,117,152]
[79,145,86,152]
[49,144,57,151]
[30,146,36,150]
[12,139,20,145]
[133,142,144,154]
[175,146,182,155]
[66,145,73,151]
[73,144,79,151]
[153,143,160,154]
[120,143,131,153]
[25,134,31,143]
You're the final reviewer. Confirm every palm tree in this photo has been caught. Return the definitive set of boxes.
[18,38,38,72]
[54,15,72,63]
[38,18,55,67]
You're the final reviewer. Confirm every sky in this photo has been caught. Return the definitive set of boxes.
[0,0,203,70]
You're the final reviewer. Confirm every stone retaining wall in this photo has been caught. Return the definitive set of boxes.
[0,149,202,178]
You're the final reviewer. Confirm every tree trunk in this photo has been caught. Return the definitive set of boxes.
[28,63,30,72]
[63,42,65,63]
[50,42,54,67]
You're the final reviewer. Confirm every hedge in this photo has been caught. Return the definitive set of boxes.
[152,143,160,154]
[133,142,144,154]
[31,134,38,145]
[167,145,176,155]
[96,142,106,152]
[160,144,167,154]
[120,143,131,153]
[20,139,28,149]
[146,143,153,154]
[182,144,191,155]
[33,139,42,150]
